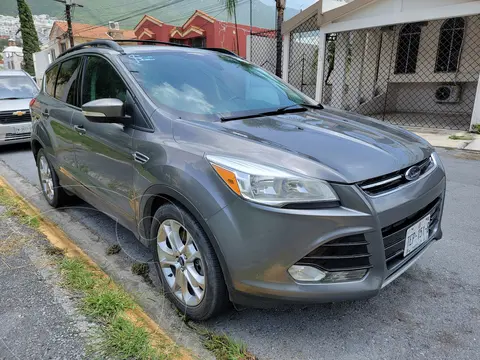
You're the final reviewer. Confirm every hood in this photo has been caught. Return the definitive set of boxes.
[208,107,432,183]
[0,98,31,112]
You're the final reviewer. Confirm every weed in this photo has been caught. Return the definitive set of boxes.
[98,316,170,360]
[59,257,96,291]
[44,244,65,257]
[472,124,480,134]
[131,262,153,286]
[106,244,121,255]
[131,262,150,276]
[0,187,39,229]
[449,134,473,140]
[203,332,256,360]
[82,288,134,318]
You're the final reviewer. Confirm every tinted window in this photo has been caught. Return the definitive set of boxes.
[0,75,38,100]
[55,57,81,103]
[120,51,313,120]
[82,56,126,104]
[45,64,59,97]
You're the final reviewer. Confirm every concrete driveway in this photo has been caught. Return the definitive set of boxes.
[1,144,479,360]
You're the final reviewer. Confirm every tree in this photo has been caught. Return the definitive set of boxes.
[17,0,40,75]
[224,0,240,55]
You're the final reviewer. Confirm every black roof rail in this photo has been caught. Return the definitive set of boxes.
[113,39,191,48]
[57,39,125,58]
[204,48,240,57]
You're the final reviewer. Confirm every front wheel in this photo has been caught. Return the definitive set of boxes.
[151,203,229,320]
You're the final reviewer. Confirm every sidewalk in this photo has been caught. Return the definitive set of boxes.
[407,127,480,151]
[0,205,89,359]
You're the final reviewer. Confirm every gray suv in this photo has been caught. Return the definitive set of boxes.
[30,40,446,320]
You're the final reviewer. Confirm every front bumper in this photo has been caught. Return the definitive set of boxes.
[207,164,446,306]
[0,122,32,145]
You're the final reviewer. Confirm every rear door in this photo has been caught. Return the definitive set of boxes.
[34,58,82,185]
[71,55,136,230]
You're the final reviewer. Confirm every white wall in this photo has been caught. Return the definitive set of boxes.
[336,0,474,23]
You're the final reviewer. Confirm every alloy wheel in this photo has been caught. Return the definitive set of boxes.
[39,155,54,202]
[157,219,206,306]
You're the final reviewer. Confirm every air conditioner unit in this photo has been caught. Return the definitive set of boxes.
[434,85,461,104]
[108,21,120,31]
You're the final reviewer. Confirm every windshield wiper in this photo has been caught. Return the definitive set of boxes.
[221,104,308,122]
[0,97,28,100]
[220,102,324,122]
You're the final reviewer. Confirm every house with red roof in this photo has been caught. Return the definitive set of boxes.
[134,10,269,58]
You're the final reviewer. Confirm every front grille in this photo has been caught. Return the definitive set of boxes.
[0,110,31,124]
[5,132,31,141]
[359,156,434,196]
[297,234,372,272]
[382,197,442,270]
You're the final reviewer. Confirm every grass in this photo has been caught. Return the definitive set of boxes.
[57,256,177,359]
[449,134,474,141]
[472,124,480,134]
[98,316,169,360]
[82,288,134,318]
[0,187,40,229]
[203,332,256,360]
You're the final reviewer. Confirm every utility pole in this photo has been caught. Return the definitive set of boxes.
[54,0,83,48]
[275,0,285,77]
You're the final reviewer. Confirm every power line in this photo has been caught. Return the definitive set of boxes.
[69,0,186,36]
[54,0,84,48]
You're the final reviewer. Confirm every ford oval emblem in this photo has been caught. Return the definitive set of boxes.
[405,165,421,181]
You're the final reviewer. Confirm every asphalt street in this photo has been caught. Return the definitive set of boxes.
[1,143,479,360]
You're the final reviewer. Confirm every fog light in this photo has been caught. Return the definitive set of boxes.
[321,269,367,283]
[288,265,326,281]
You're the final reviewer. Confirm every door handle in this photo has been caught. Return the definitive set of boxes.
[41,110,49,118]
[73,125,86,135]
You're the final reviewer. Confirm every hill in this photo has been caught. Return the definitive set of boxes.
[0,0,300,30]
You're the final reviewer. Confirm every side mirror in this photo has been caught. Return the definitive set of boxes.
[82,98,130,125]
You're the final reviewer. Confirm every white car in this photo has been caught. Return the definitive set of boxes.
[0,70,38,145]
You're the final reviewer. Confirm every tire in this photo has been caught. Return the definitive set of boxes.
[36,149,70,208]
[150,203,229,320]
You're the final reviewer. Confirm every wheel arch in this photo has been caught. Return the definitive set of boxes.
[139,184,234,294]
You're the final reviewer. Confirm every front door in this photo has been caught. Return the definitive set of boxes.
[71,55,135,230]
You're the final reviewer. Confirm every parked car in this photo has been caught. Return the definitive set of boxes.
[30,40,446,320]
[0,70,39,145]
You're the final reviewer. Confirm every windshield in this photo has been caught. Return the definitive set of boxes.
[121,50,318,120]
[0,76,38,100]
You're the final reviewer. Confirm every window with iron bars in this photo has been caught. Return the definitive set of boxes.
[435,17,465,73]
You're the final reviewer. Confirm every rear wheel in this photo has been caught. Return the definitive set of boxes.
[151,203,229,320]
[36,149,70,208]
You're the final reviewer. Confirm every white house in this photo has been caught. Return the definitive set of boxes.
[2,39,23,70]
[280,0,480,131]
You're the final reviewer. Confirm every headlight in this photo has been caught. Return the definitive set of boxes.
[431,151,444,171]
[207,155,339,207]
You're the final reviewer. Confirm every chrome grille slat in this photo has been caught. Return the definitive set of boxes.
[359,156,435,196]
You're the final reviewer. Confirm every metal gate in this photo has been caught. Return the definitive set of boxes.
[322,15,480,130]
[250,30,282,75]
[288,15,320,99]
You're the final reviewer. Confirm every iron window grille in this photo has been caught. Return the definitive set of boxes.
[435,17,465,73]
[394,23,422,74]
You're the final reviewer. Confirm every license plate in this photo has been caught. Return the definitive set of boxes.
[14,123,32,134]
[404,215,431,256]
